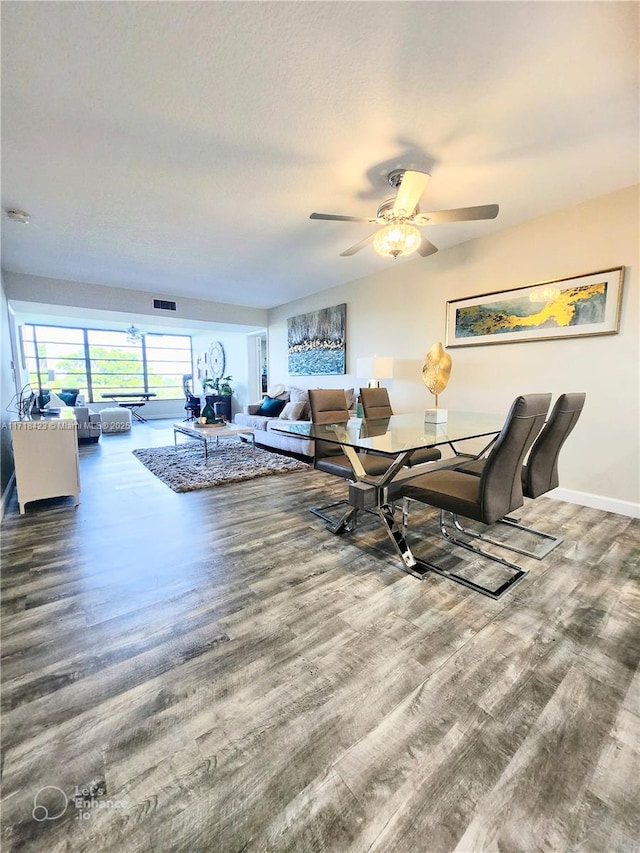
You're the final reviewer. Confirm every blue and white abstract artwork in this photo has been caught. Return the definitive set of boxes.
[287,303,346,375]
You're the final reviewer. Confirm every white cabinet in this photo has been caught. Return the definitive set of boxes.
[10,414,80,514]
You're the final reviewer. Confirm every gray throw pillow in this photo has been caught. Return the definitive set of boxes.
[278,401,306,420]
[287,386,310,418]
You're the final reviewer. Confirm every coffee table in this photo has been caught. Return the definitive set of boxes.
[173,422,255,460]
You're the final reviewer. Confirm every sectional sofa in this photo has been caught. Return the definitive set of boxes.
[36,389,101,442]
[233,386,355,457]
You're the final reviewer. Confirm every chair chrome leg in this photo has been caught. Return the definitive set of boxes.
[400,501,527,599]
[310,501,358,534]
[451,513,562,560]
[499,516,562,557]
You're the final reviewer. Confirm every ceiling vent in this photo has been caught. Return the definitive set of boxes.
[153,298,177,311]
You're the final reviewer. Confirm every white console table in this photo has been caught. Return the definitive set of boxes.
[10,412,80,514]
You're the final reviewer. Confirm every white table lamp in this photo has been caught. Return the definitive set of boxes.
[356,356,394,388]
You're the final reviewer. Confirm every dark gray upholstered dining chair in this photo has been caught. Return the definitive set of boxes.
[453,392,586,558]
[308,389,389,530]
[359,387,442,467]
[398,393,551,598]
[182,374,201,421]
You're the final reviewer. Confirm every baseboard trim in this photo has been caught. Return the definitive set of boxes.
[1,473,15,522]
[549,487,640,519]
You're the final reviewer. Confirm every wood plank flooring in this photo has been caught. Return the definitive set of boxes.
[1,420,638,853]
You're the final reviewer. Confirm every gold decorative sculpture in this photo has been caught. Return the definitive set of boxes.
[422,342,452,421]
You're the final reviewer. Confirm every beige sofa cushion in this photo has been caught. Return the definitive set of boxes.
[233,413,270,431]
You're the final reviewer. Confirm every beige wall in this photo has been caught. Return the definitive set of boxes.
[268,185,639,514]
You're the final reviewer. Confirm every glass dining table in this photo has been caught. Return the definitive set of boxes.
[272,410,506,580]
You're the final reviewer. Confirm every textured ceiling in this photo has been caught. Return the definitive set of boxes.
[2,1,638,311]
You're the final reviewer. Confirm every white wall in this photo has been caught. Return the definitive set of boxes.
[3,272,268,328]
[1,273,18,510]
[190,330,255,416]
[267,186,639,515]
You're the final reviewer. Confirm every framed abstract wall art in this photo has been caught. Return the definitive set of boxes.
[445,267,624,348]
[287,303,346,375]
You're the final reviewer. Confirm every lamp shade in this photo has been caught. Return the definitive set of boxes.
[356,357,394,380]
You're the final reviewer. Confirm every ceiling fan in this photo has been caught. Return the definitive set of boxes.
[310,169,499,259]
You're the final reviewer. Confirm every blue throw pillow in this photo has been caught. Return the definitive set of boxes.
[255,395,287,417]
[58,390,79,406]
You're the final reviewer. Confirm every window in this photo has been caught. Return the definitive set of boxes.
[145,335,192,400]
[87,330,144,400]
[23,324,193,403]
[23,325,88,398]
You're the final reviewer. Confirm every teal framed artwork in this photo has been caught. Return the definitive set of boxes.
[445,267,624,347]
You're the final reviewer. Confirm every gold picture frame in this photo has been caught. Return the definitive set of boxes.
[445,267,624,348]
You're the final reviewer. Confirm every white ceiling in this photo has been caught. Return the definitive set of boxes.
[2,1,638,311]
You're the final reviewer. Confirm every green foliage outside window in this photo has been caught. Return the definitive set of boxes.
[24,325,193,403]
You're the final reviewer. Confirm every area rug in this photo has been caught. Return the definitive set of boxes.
[133,442,309,493]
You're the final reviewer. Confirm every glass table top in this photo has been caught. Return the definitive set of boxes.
[272,410,505,455]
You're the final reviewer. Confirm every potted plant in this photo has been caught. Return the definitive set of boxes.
[202,375,233,395]
[218,375,233,397]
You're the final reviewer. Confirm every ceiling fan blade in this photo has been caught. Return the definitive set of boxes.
[416,236,439,257]
[420,204,499,224]
[310,212,373,223]
[392,170,429,217]
[340,232,377,256]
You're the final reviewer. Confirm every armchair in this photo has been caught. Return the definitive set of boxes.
[37,389,101,442]
[73,406,102,442]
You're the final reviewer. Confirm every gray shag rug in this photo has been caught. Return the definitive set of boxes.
[133,441,309,493]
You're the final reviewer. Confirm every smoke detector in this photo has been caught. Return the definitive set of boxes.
[6,209,31,224]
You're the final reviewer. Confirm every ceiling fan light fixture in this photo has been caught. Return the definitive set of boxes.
[373,221,421,259]
[125,324,142,343]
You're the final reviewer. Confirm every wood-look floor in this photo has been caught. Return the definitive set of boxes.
[1,420,638,853]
